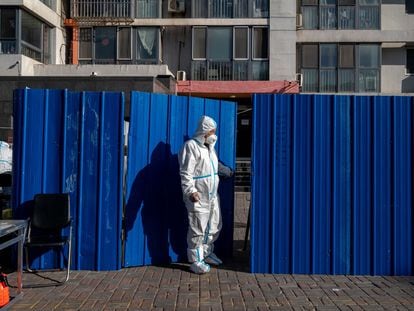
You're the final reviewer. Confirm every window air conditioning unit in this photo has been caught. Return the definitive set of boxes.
[296,13,303,29]
[296,73,303,87]
[168,0,185,13]
[177,70,186,81]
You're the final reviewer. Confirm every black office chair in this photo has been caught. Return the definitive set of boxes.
[24,193,72,287]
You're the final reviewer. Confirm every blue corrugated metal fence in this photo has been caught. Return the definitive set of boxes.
[13,88,124,271]
[251,94,413,276]
[124,92,236,267]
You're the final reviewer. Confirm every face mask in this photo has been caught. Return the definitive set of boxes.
[205,134,217,145]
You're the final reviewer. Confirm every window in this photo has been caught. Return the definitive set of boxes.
[320,0,337,29]
[407,0,414,14]
[118,27,131,59]
[338,6,355,29]
[358,44,379,92]
[192,26,267,60]
[359,44,379,68]
[339,45,354,68]
[136,0,160,18]
[320,44,337,92]
[21,10,43,61]
[357,0,379,29]
[302,44,318,68]
[252,27,268,59]
[299,43,380,93]
[193,27,206,59]
[94,27,116,63]
[191,26,269,80]
[253,0,269,17]
[208,28,232,60]
[234,27,249,59]
[1,9,16,39]
[301,0,379,30]
[0,8,16,54]
[320,44,337,68]
[79,26,158,64]
[79,28,92,59]
[407,49,414,74]
[21,11,42,50]
[339,45,355,91]
[192,0,269,18]
[137,27,159,61]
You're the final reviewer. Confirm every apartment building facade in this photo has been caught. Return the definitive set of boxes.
[0,1,412,91]
[0,0,413,144]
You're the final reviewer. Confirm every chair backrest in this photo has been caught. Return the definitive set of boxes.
[32,194,70,230]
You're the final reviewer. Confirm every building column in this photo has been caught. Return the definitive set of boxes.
[269,0,297,81]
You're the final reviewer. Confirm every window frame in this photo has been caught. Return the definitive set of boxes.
[192,26,207,60]
[207,27,233,61]
[406,48,414,75]
[233,26,249,60]
[300,0,380,30]
[298,42,381,93]
[136,27,160,63]
[407,0,414,14]
[0,8,17,40]
[252,26,269,60]
[78,27,93,61]
[117,26,132,60]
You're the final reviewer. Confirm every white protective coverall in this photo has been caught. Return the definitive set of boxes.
[178,116,232,265]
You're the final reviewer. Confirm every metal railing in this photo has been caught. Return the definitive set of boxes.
[191,60,268,81]
[192,0,268,18]
[21,43,41,62]
[359,6,379,29]
[71,0,131,18]
[136,0,160,18]
[0,40,17,54]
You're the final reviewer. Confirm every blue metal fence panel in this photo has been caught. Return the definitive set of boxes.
[13,88,124,271]
[352,95,372,275]
[312,95,332,274]
[124,92,236,267]
[292,94,312,274]
[251,94,413,276]
[393,96,413,276]
[332,95,351,275]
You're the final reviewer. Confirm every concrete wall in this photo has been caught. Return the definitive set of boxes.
[382,0,414,31]
[33,64,174,77]
[1,0,61,27]
[0,55,41,76]
[162,26,192,78]
[381,47,414,93]
[382,48,406,93]
[269,0,297,81]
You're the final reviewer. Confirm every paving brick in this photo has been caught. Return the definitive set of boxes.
[4,198,414,311]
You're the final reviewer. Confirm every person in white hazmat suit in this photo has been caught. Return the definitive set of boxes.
[178,116,233,274]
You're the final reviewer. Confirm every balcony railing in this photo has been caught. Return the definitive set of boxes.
[21,43,41,62]
[192,0,268,18]
[0,40,17,54]
[71,0,132,19]
[136,0,160,18]
[191,60,268,81]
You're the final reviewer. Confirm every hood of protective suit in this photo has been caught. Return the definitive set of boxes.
[193,115,217,145]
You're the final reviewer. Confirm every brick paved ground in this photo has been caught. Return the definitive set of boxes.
[5,193,414,310]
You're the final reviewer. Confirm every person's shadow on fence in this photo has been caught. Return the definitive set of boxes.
[125,141,188,265]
